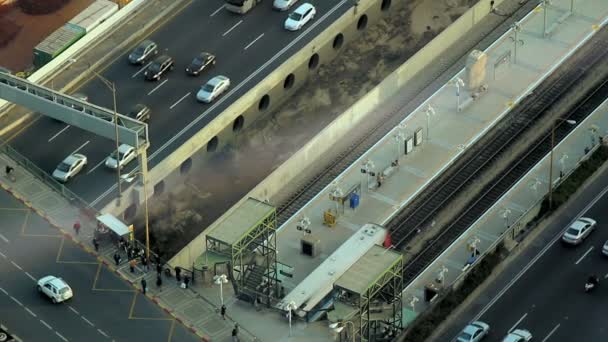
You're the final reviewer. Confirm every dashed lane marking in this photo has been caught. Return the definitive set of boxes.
[0,287,7,295]
[210,4,224,16]
[244,33,264,50]
[87,158,106,175]
[575,246,594,265]
[0,251,5,258]
[69,306,79,315]
[147,79,168,95]
[98,329,109,338]
[542,323,560,342]
[71,140,90,155]
[25,307,37,317]
[509,313,527,333]
[48,125,70,142]
[169,92,191,109]
[82,316,95,327]
[55,331,69,342]
[39,319,52,330]
[11,260,22,270]
[25,272,36,282]
[222,20,242,36]
[132,62,152,78]
[10,296,23,306]
[0,233,9,243]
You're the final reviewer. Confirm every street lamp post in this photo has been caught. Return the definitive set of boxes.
[214,274,229,306]
[425,105,436,141]
[548,118,576,209]
[329,321,355,342]
[122,170,151,260]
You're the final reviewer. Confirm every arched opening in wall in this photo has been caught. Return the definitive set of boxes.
[333,33,344,50]
[180,158,192,174]
[308,53,319,70]
[357,15,368,30]
[284,73,295,89]
[124,204,137,222]
[233,115,244,132]
[207,136,219,152]
[259,94,270,111]
[381,0,391,11]
[154,181,165,196]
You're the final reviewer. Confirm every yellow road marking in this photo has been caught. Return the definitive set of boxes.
[55,237,98,264]
[167,319,176,342]
[128,292,172,321]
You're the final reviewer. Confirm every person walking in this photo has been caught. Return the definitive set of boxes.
[141,278,147,295]
[175,267,182,283]
[156,262,162,276]
[113,252,121,266]
[73,221,81,235]
[220,304,226,320]
[156,274,162,292]
[141,256,149,273]
[92,238,99,252]
[231,324,239,342]
[183,275,190,289]
[129,259,136,273]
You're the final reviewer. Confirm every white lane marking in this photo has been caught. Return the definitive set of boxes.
[508,313,527,333]
[98,329,109,337]
[542,323,560,342]
[147,79,168,95]
[40,319,52,330]
[244,33,265,50]
[210,4,224,16]
[71,140,90,155]
[82,316,94,326]
[0,233,8,243]
[25,271,36,282]
[10,296,23,306]
[575,246,594,265]
[132,62,152,78]
[11,260,22,270]
[473,184,608,321]
[91,0,350,207]
[0,287,7,295]
[222,20,243,36]
[0,251,5,258]
[87,159,106,175]
[169,92,191,109]
[48,125,70,142]
[55,331,69,342]
[69,306,79,315]
[25,307,37,317]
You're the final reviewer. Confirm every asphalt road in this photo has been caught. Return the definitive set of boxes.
[440,166,608,342]
[0,190,200,342]
[8,0,351,207]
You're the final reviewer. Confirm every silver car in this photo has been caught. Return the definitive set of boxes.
[503,329,532,342]
[105,144,136,170]
[52,154,87,183]
[273,0,299,11]
[561,217,596,245]
[196,75,230,103]
[457,321,490,342]
[128,40,158,64]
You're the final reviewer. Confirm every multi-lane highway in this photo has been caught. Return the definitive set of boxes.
[8,0,352,207]
[0,190,200,342]
[442,167,608,342]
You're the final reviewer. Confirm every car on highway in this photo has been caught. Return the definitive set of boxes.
[284,3,315,31]
[37,275,73,304]
[561,217,596,245]
[273,0,299,11]
[128,104,151,122]
[145,55,174,81]
[185,52,216,76]
[196,75,231,103]
[128,40,158,64]
[457,321,489,342]
[603,240,608,256]
[502,329,532,342]
[105,144,137,170]
[52,153,87,183]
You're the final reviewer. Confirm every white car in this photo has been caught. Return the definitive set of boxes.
[105,144,136,170]
[503,329,532,342]
[37,276,73,304]
[196,75,230,103]
[561,217,596,245]
[273,0,298,11]
[602,240,608,256]
[284,3,315,31]
[457,321,490,342]
[52,153,87,183]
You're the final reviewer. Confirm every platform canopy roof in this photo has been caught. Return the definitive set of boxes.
[207,197,275,246]
[335,245,402,295]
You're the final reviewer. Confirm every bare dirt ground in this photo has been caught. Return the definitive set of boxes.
[0,0,92,71]
[136,0,477,259]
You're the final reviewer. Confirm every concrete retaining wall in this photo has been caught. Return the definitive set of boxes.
[169,0,506,269]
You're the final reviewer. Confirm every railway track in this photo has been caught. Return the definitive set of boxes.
[274,0,539,227]
[395,35,608,285]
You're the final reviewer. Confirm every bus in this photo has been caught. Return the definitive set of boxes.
[225,0,262,14]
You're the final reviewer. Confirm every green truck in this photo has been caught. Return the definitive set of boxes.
[33,23,85,68]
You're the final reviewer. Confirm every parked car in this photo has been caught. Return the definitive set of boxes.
[284,3,315,31]
[273,0,299,11]
[128,40,158,64]
[145,55,174,81]
[503,329,532,342]
[105,144,136,170]
[52,153,87,183]
[185,52,216,76]
[457,321,490,342]
[561,217,596,245]
[37,275,73,304]
[196,75,230,103]
[128,104,151,122]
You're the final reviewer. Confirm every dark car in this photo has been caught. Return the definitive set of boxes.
[144,55,174,81]
[128,40,158,65]
[128,104,151,122]
[185,52,216,76]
